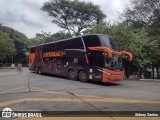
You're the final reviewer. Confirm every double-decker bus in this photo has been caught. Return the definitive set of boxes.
[29,34,132,83]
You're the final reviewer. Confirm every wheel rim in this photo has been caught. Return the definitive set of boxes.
[81,73,87,80]
[70,72,75,78]
[79,71,88,81]
[69,71,76,79]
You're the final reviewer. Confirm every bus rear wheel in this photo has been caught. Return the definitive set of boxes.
[78,71,88,82]
[68,70,77,80]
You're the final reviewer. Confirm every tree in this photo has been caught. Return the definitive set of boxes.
[90,22,158,78]
[41,0,106,36]
[0,32,15,61]
[0,24,31,64]
[123,0,160,24]
[148,10,160,78]
[44,31,71,43]
[122,0,160,78]
[31,31,71,45]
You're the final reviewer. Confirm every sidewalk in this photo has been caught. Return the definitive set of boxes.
[140,79,160,81]
[125,78,160,81]
[0,68,16,72]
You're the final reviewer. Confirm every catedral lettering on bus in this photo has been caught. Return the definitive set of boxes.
[43,51,65,57]
[29,34,132,83]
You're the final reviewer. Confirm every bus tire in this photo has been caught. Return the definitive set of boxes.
[78,71,88,82]
[68,70,77,80]
[38,67,42,75]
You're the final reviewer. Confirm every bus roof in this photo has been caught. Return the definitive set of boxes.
[31,34,113,48]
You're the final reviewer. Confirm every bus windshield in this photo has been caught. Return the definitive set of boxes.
[99,35,119,51]
[104,54,123,71]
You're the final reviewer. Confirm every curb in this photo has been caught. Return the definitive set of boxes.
[140,79,160,81]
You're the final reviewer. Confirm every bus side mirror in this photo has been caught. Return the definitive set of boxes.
[88,47,113,58]
[121,51,133,61]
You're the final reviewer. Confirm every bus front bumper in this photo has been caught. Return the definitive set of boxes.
[101,68,124,83]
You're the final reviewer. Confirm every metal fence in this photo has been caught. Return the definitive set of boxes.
[0,63,18,68]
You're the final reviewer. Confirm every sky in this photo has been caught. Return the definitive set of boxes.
[0,0,129,38]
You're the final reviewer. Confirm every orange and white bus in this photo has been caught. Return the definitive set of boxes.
[29,34,132,83]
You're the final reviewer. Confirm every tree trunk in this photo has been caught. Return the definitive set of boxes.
[151,65,155,79]
[126,70,129,78]
[124,65,129,78]
[123,59,129,78]
[156,66,159,78]
[139,68,142,79]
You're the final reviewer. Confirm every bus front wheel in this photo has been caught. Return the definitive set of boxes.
[78,71,88,82]
[68,70,77,80]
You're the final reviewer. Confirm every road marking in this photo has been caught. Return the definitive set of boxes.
[31,87,114,99]
[32,87,69,95]
[0,98,82,107]
[0,87,160,108]
[0,97,160,107]
[0,86,26,94]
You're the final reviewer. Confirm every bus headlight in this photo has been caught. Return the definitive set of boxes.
[97,69,111,76]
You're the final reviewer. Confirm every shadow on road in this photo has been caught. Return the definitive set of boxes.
[31,72,121,86]
[88,81,121,86]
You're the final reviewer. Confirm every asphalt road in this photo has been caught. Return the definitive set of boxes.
[0,67,160,118]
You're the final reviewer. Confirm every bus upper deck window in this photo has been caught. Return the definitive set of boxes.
[82,35,101,47]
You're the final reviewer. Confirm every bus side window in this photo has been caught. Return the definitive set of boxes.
[88,55,93,64]
[63,37,84,49]
[61,56,67,62]
[43,43,56,52]
[69,38,84,49]
[89,55,103,68]
[82,35,101,47]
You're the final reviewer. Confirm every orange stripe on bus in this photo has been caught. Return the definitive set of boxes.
[29,53,35,67]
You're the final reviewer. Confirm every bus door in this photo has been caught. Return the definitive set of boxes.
[87,51,104,81]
